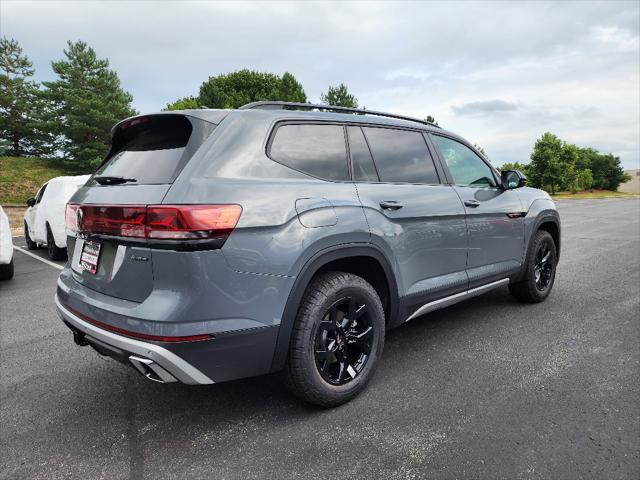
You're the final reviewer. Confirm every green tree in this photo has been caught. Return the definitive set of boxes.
[528,132,564,194]
[0,37,42,156]
[165,96,200,111]
[320,83,358,108]
[43,40,136,170]
[576,169,593,191]
[424,115,438,126]
[500,161,529,175]
[198,69,306,109]
[559,143,579,192]
[279,72,307,103]
[474,144,489,162]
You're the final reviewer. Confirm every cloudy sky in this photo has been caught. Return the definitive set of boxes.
[2,0,639,168]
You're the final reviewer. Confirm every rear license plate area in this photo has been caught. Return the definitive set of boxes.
[80,240,101,274]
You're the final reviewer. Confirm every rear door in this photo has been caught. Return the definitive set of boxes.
[351,125,468,310]
[430,134,525,288]
[68,114,218,302]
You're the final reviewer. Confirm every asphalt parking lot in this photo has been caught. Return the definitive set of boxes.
[1,198,638,480]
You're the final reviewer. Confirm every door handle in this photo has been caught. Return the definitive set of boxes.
[464,199,481,208]
[379,201,403,210]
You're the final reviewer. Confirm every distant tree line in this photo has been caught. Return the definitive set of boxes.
[501,132,629,193]
[1,37,630,191]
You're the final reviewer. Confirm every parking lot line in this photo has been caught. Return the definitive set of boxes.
[13,245,64,270]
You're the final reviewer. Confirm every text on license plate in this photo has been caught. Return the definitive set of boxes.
[80,240,102,274]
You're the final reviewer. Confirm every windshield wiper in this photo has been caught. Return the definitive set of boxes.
[93,175,137,185]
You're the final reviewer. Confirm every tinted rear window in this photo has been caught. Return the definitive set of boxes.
[93,115,214,185]
[269,124,348,181]
[361,127,439,184]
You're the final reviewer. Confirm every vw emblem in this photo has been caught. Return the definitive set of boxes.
[76,207,84,230]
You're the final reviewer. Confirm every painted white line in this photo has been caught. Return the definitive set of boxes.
[13,245,64,270]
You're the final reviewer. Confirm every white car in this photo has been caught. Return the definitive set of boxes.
[24,175,90,260]
[0,206,14,280]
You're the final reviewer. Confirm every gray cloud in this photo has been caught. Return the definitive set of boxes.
[453,99,519,116]
[1,1,638,169]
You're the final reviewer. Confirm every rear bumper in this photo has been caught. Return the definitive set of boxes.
[55,295,214,384]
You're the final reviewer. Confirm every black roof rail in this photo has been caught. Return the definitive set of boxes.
[238,101,440,129]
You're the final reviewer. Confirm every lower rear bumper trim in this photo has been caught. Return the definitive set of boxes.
[55,294,214,385]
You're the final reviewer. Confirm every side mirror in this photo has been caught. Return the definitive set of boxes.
[26,197,36,207]
[501,170,527,190]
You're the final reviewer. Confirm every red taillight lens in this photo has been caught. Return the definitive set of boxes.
[65,204,242,242]
[146,205,242,239]
[80,205,147,238]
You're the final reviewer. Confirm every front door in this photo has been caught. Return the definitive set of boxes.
[430,134,525,288]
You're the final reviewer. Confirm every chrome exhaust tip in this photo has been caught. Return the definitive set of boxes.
[129,355,178,383]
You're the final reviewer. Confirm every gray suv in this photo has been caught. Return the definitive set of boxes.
[56,102,560,406]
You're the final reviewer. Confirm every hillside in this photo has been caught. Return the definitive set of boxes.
[0,157,79,205]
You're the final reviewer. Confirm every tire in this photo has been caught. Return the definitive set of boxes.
[24,222,37,250]
[46,225,66,261]
[0,259,14,280]
[509,230,557,303]
[284,271,385,407]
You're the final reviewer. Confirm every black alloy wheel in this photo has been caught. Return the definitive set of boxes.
[314,296,373,386]
[534,239,554,291]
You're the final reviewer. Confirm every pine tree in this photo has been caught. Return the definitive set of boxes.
[43,40,136,170]
[0,37,42,156]
[320,83,359,108]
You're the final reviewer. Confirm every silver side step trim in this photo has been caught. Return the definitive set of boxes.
[55,295,214,385]
[405,278,510,323]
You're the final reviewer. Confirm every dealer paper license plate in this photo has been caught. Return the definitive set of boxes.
[80,239,101,275]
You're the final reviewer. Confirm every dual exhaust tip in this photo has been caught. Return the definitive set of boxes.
[128,355,178,383]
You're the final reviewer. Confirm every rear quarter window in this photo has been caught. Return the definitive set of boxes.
[268,123,349,181]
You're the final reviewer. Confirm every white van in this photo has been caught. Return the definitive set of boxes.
[24,175,90,260]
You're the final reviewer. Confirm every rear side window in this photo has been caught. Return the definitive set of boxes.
[94,115,214,185]
[361,127,439,184]
[348,126,379,181]
[269,124,348,181]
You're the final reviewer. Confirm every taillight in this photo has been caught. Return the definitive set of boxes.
[65,203,79,233]
[65,204,242,244]
[146,205,242,240]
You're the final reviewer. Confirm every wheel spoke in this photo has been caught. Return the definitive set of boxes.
[337,361,346,382]
[315,349,335,362]
[348,326,373,349]
[354,303,367,319]
[541,250,551,264]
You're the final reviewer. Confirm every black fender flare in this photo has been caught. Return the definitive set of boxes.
[269,243,399,372]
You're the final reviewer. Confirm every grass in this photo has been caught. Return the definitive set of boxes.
[0,156,77,205]
[551,189,637,200]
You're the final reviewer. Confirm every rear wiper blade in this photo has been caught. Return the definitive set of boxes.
[93,175,137,185]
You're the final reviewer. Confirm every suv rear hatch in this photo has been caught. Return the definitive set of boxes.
[66,112,231,302]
